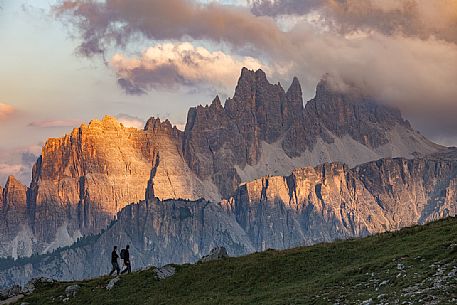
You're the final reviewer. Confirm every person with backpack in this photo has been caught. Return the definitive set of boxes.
[120,245,131,274]
[109,246,120,276]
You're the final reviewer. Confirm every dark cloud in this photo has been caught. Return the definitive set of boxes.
[117,78,146,95]
[250,0,323,16]
[21,152,37,165]
[53,0,286,58]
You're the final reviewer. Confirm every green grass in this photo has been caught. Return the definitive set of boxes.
[20,217,457,305]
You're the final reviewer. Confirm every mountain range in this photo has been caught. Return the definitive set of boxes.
[0,68,455,288]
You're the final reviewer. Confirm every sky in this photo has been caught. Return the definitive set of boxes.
[0,0,456,185]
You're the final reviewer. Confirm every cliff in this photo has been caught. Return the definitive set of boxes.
[224,154,456,250]
[1,152,455,287]
[24,116,218,256]
[0,176,30,258]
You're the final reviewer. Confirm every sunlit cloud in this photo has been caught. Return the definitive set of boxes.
[111,42,267,93]
[0,103,15,120]
[115,114,145,129]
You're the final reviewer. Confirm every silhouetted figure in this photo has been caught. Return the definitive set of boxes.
[120,245,131,274]
[109,246,120,276]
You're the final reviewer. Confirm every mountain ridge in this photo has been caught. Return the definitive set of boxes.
[0,67,448,265]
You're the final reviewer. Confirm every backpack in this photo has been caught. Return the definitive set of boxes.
[120,249,126,260]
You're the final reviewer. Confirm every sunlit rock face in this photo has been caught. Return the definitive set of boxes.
[24,116,217,255]
[28,117,152,247]
[224,155,457,251]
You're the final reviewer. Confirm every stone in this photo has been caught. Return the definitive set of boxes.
[0,285,21,300]
[155,265,176,280]
[64,284,80,297]
[21,277,55,295]
[106,277,120,290]
[0,294,24,305]
[199,247,229,263]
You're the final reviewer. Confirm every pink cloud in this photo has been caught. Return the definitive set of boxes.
[0,103,15,120]
[115,114,145,129]
[111,42,266,92]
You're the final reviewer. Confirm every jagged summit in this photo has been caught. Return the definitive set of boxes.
[0,67,445,261]
[143,117,179,135]
[286,76,302,99]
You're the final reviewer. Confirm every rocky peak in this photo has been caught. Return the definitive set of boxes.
[305,75,413,148]
[144,117,180,138]
[2,176,27,211]
[286,77,302,102]
[210,95,223,110]
[233,68,271,102]
[88,115,123,130]
[233,67,255,102]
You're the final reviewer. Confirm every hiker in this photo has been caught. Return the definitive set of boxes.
[109,246,120,276]
[120,245,131,274]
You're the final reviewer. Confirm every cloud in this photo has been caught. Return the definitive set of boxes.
[250,0,457,44]
[28,119,81,128]
[111,42,266,92]
[0,163,23,180]
[53,0,285,58]
[0,145,41,185]
[278,28,457,138]
[250,0,323,16]
[0,103,15,120]
[115,114,145,129]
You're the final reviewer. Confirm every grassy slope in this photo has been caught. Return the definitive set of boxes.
[21,218,457,305]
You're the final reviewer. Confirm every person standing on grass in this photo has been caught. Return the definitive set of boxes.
[109,246,120,276]
[120,245,131,274]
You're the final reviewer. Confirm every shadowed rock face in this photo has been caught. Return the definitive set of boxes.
[0,153,455,288]
[183,68,442,198]
[0,176,30,258]
[305,78,411,148]
[182,68,310,198]
[0,199,254,288]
